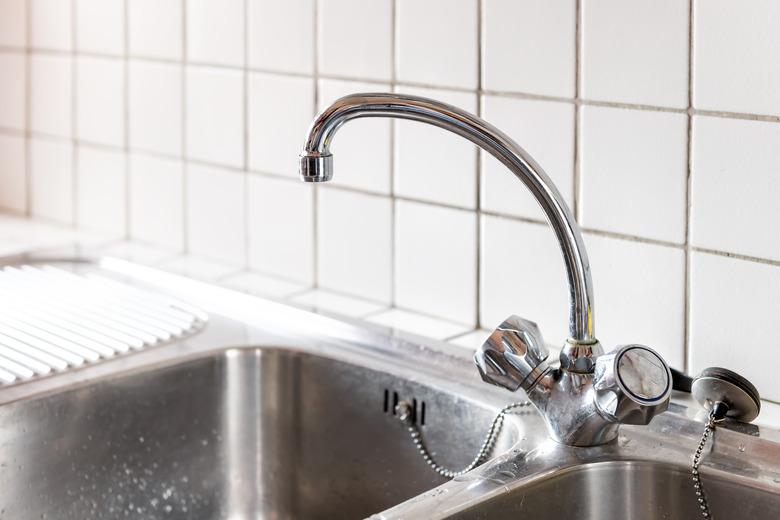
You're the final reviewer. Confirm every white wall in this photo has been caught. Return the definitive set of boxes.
[1,1,780,399]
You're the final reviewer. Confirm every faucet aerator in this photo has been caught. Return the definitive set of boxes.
[299,153,333,183]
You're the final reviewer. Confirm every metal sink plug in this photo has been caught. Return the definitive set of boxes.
[297,92,672,447]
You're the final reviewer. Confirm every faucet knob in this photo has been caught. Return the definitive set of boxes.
[474,315,550,392]
[593,345,672,425]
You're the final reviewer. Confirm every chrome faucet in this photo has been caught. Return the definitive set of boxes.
[298,93,672,447]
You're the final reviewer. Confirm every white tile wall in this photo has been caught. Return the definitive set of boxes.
[396,0,478,89]
[129,60,182,156]
[0,0,26,48]
[482,0,576,98]
[693,0,780,116]
[186,0,245,67]
[30,54,72,137]
[185,66,244,167]
[76,56,125,146]
[691,116,780,261]
[249,0,314,75]
[29,138,73,224]
[0,134,25,213]
[395,200,476,325]
[129,153,184,250]
[4,0,780,405]
[581,0,689,108]
[579,106,688,243]
[0,52,25,130]
[128,0,183,60]
[75,0,124,56]
[76,145,126,234]
[30,0,72,51]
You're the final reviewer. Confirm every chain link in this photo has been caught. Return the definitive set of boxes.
[692,409,726,519]
[397,401,532,479]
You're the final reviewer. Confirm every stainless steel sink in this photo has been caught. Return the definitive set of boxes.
[2,258,780,520]
[0,346,521,519]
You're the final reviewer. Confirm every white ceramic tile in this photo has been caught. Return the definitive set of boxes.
[396,200,477,325]
[186,163,246,265]
[290,289,386,318]
[76,0,124,55]
[185,66,244,167]
[94,240,179,266]
[585,233,685,369]
[394,86,478,208]
[317,0,392,81]
[317,187,392,303]
[30,53,72,137]
[128,0,182,60]
[76,146,126,234]
[690,252,780,402]
[76,56,124,146]
[159,254,241,281]
[129,60,182,156]
[481,95,574,220]
[396,0,477,89]
[220,270,308,299]
[483,0,575,97]
[30,0,72,51]
[481,215,569,344]
[30,138,73,224]
[186,0,244,67]
[0,133,26,213]
[580,106,688,243]
[317,79,392,194]
[366,309,471,341]
[248,0,313,74]
[448,329,492,351]
[247,175,314,284]
[694,0,780,115]
[691,116,780,261]
[755,400,780,429]
[0,0,27,48]
[581,0,688,108]
[0,52,25,130]
[248,73,314,177]
[129,153,184,250]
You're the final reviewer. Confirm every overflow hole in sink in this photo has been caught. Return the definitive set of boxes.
[384,388,426,425]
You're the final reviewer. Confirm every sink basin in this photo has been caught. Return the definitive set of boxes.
[0,347,520,519]
[445,460,780,519]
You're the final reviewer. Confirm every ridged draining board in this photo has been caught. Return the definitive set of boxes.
[0,264,207,385]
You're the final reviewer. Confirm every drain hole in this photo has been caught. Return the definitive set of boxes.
[420,401,426,425]
[392,391,399,415]
[383,389,389,413]
[412,398,418,423]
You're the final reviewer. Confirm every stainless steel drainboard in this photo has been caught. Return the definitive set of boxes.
[0,264,207,385]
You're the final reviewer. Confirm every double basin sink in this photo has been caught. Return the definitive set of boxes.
[0,260,779,519]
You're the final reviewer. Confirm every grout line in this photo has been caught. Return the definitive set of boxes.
[23,0,32,217]
[683,0,695,374]
[389,0,398,308]
[123,0,130,240]
[242,0,250,271]
[181,0,189,254]
[572,0,582,223]
[474,0,483,329]
[311,0,320,289]
[70,0,77,229]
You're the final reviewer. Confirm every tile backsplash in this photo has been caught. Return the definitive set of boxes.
[1,1,780,400]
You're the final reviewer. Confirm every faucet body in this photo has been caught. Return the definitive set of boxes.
[299,93,672,447]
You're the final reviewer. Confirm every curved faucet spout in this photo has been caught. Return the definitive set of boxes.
[299,93,595,346]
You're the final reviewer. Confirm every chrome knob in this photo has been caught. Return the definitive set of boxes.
[593,345,672,425]
[474,315,550,392]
